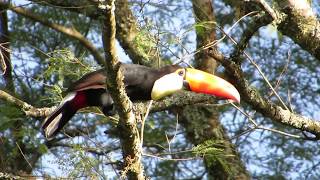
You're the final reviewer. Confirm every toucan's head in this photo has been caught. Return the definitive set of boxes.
[151,67,240,103]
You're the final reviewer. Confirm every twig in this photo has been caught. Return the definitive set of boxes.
[254,0,277,20]
[165,114,179,153]
[143,153,198,161]
[16,142,33,169]
[217,25,289,111]
[231,102,303,139]
[268,50,290,97]
[230,102,258,127]
[140,100,153,148]
[146,149,194,156]
[256,126,302,139]
[231,127,256,140]
[176,11,258,65]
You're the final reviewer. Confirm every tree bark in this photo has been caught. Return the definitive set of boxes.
[177,0,250,179]
[101,1,144,179]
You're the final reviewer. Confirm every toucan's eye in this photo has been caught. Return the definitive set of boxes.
[178,70,185,76]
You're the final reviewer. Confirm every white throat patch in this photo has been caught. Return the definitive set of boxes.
[151,73,184,100]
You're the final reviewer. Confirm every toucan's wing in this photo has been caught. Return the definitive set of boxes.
[66,64,146,92]
[67,69,107,92]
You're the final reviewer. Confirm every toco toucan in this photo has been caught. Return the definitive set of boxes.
[42,63,240,139]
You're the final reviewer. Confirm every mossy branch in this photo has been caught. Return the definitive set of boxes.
[101,1,144,179]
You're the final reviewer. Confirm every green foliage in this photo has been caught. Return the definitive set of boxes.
[193,139,224,158]
[193,140,232,173]
[42,49,95,103]
[44,49,94,80]
[193,21,217,37]
[52,144,106,179]
[0,103,23,131]
[134,25,158,62]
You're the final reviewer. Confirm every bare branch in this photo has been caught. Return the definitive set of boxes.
[231,102,303,139]
[143,152,198,161]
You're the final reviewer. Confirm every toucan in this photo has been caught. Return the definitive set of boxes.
[42,63,240,139]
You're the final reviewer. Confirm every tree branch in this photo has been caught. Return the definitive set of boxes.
[0,87,220,118]
[231,12,273,63]
[274,0,320,61]
[101,1,144,179]
[4,66,320,139]
[0,2,105,66]
[31,0,159,67]
[0,90,53,117]
[232,0,320,62]
[210,52,320,138]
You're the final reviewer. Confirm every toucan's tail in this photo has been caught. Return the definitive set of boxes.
[41,93,78,140]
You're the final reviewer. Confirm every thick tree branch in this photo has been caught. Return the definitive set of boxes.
[274,0,320,61]
[1,87,222,120]
[3,61,320,139]
[230,0,320,62]
[0,90,52,117]
[0,2,105,66]
[101,1,144,179]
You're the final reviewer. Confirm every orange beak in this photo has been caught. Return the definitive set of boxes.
[185,68,240,103]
